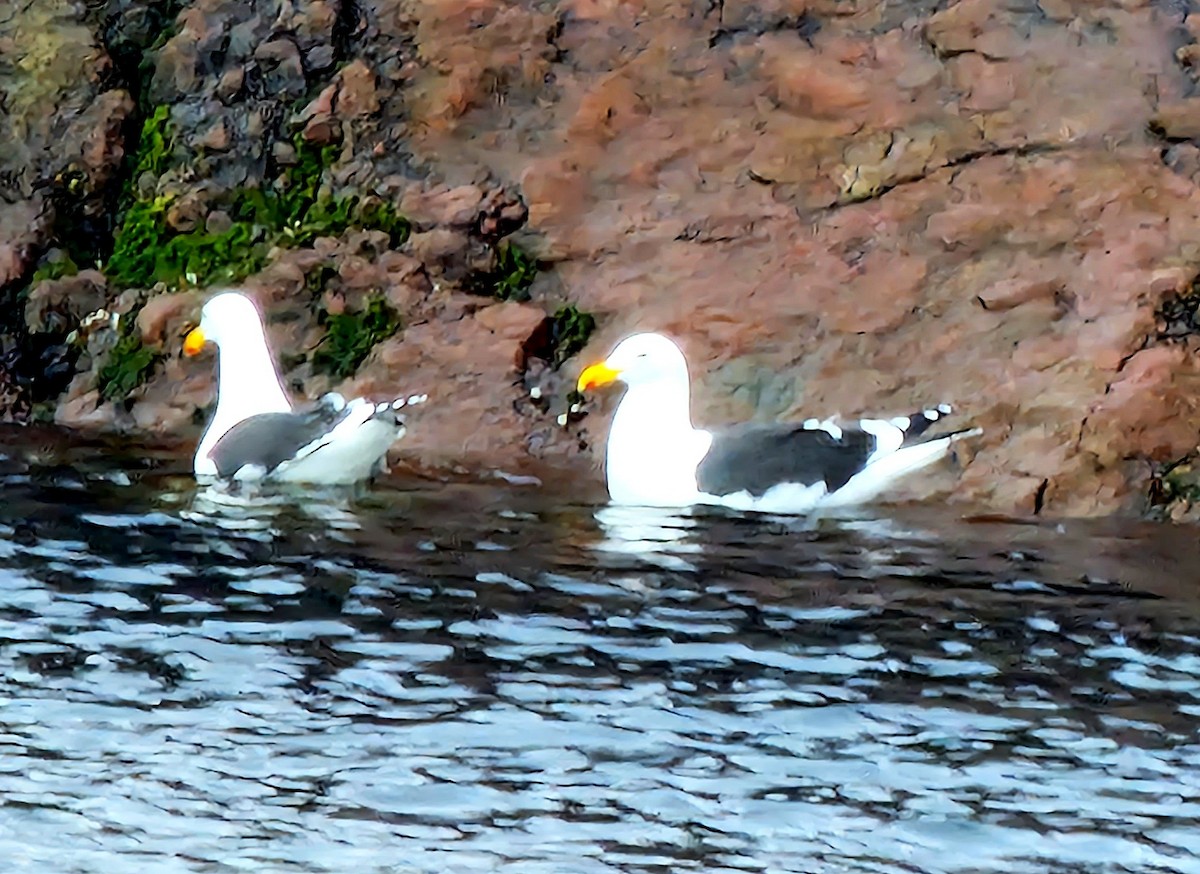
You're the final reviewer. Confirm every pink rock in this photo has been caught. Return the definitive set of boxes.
[137,291,205,349]
[335,60,381,119]
[23,0,1200,516]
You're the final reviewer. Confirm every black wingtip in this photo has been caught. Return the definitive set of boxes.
[895,403,959,443]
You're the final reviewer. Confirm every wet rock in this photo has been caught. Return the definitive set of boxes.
[25,272,110,335]
[6,0,1200,516]
[216,67,245,103]
[0,0,132,414]
[136,291,204,349]
[198,119,230,152]
[56,388,117,431]
[1152,99,1200,140]
[334,60,381,120]
[400,184,487,229]
[341,301,573,469]
[255,38,307,101]
[405,228,493,286]
[0,200,46,287]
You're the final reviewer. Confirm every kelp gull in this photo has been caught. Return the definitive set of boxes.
[183,290,425,484]
[576,332,978,512]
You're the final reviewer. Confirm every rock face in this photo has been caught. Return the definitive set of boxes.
[5,0,1200,516]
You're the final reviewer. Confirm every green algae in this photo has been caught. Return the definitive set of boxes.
[105,112,410,291]
[549,304,595,368]
[311,295,401,379]
[490,242,538,302]
[31,252,79,285]
[133,104,174,180]
[97,314,160,402]
[105,106,187,289]
[302,263,341,300]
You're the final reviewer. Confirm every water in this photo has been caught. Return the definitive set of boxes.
[2,428,1200,873]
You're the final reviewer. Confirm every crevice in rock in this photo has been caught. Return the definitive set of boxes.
[332,0,361,64]
[809,139,1067,215]
[546,14,567,66]
[1033,478,1048,515]
[909,140,1062,195]
[708,11,821,49]
[95,0,184,115]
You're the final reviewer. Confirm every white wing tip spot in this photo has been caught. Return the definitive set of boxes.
[321,392,347,412]
[392,393,429,410]
[889,415,911,429]
[803,418,843,439]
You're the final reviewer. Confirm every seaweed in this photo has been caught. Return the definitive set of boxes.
[549,304,596,368]
[302,263,341,300]
[155,219,267,287]
[31,253,79,285]
[491,242,538,302]
[311,295,401,379]
[133,104,175,181]
[233,135,410,250]
[105,115,410,291]
[97,314,160,402]
[105,106,185,288]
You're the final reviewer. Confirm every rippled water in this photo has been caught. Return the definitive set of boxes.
[3,428,1200,873]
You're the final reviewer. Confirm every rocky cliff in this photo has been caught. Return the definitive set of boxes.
[5,0,1200,517]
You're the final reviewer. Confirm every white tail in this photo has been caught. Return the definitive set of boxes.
[821,427,979,508]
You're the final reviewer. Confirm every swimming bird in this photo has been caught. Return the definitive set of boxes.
[576,332,978,512]
[183,290,425,484]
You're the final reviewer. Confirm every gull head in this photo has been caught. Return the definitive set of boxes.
[183,290,266,357]
[577,332,689,393]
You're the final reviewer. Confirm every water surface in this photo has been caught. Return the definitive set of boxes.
[2,429,1200,873]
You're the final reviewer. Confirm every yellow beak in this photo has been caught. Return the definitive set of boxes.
[183,327,207,357]
[577,361,622,393]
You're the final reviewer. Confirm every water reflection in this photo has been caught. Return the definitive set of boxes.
[1,430,1200,872]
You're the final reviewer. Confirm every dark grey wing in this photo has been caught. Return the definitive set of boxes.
[208,398,350,478]
[695,405,961,498]
[696,422,878,498]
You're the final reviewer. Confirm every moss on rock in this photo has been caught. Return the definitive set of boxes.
[105,114,410,291]
[31,252,79,285]
[97,313,160,402]
[491,241,538,302]
[311,295,401,379]
[549,304,595,367]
